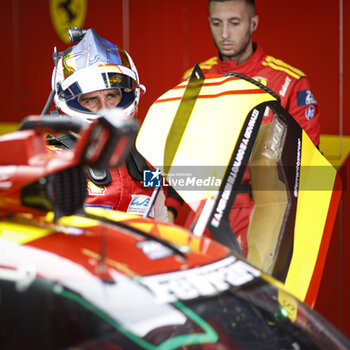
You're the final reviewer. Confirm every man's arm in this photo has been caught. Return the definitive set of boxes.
[286,77,321,147]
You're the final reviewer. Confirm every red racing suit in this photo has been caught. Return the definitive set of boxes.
[48,144,168,222]
[84,164,168,222]
[169,43,321,255]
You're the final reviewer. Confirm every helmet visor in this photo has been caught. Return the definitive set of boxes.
[59,66,137,102]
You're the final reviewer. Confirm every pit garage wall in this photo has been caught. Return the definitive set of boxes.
[1,0,350,337]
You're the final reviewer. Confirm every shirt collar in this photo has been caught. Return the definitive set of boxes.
[218,43,264,68]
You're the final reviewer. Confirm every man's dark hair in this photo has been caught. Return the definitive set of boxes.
[208,0,256,15]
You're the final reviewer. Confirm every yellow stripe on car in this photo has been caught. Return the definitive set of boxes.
[0,221,52,244]
[284,132,337,302]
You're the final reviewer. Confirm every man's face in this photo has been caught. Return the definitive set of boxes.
[78,88,122,112]
[209,0,256,62]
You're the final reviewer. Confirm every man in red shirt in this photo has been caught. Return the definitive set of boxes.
[167,0,321,254]
[183,0,320,146]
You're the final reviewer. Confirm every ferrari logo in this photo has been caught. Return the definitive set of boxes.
[49,0,87,44]
[87,181,106,196]
[252,76,268,86]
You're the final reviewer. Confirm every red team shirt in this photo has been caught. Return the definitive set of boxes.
[183,43,320,146]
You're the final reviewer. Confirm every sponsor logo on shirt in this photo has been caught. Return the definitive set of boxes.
[279,76,292,97]
[297,89,318,107]
[127,194,154,217]
[87,181,107,196]
[305,105,316,120]
[252,76,268,86]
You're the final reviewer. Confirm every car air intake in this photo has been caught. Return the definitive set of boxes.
[21,166,87,220]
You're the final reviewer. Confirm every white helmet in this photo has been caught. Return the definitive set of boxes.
[51,29,145,122]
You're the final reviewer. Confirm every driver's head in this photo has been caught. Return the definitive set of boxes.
[52,29,145,122]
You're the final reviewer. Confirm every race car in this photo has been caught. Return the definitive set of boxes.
[0,70,348,349]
